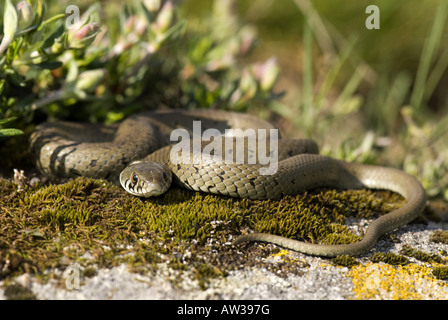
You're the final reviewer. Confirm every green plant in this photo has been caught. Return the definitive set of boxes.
[0,117,23,137]
[0,0,280,133]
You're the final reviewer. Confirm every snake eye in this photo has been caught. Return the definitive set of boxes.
[131,172,138,184]
[162,172,168,180]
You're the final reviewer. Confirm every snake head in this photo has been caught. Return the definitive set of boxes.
[119,161,172,197]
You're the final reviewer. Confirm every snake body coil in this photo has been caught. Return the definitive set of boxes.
[30,109,426,257]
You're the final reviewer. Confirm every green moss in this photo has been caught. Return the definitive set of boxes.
[432,266,448,280]
[193,263,224,290]
[332,255,360,268]
[430,230,448,244]
[399,245,444,264]
[370,252,409,266]
[83,266,98,278]
[0,176,410,286]
[247,189,403,246]
[3,282,36,300]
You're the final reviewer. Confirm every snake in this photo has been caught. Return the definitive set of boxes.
[30,109,426,257]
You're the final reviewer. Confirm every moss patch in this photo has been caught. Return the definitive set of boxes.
[3,282,37,300]
[430,230,448,244]
[399,244,445,264]
[332,255,360,268]
[244,189,404,245]
[370,252,409,266]
[432,266,448,280]
[0,175,409,287]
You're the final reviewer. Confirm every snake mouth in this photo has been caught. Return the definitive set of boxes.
[121,178,164,197]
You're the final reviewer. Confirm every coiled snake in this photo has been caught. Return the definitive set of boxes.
[30,109,426,257]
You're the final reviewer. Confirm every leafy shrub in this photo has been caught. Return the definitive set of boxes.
[0,0,280,134]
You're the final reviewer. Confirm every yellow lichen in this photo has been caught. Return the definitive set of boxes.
[349,262,448,300]
[270,250,291,259]
[268,249,307,266]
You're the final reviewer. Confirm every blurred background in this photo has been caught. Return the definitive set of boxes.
[1,0,447,199]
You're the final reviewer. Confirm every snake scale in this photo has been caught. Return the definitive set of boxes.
[30,109,426,257]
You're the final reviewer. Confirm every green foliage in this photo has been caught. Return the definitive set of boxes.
[0,0,280,129]
[0,116,23,137]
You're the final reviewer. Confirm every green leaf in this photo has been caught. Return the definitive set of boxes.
[155,19,186,46]
[0,116,17,125]
[0,128,24,137]
[33,0,45,25]
[4,0,18,39]
[42,23,65,49]
[0,79,5,95]
[34,61,63,70]
[0,0,18,55]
